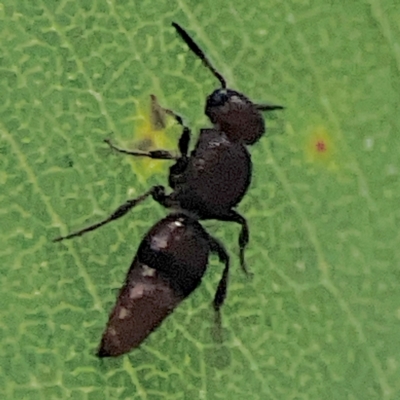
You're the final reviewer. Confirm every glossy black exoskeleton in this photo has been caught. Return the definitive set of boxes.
[53,22,283,357]
[97,213,229,357]
[171,22,283,146]
[57,22,282,271]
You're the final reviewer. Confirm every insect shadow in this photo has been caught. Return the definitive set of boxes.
[53,22,283,357]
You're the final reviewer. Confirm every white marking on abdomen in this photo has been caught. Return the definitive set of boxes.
[142,264,156,277]
[118,307,130,319]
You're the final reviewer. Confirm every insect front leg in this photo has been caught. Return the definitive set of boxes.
[105,108,191,161]
[163,108,191,158]
[104,139,178,160]
[159,109,192,189]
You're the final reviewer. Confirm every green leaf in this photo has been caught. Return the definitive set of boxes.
[1,0,399,399]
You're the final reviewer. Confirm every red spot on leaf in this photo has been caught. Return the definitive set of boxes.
[305,126,337,169]
[316,140,326,152]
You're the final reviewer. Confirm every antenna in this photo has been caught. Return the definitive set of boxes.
[255,104,285,111]
[172,22,227,89]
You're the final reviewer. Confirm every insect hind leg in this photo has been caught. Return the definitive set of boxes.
[207,235,230,330]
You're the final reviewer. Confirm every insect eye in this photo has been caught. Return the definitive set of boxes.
[206,89,229,108]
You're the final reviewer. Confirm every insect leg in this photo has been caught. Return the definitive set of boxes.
[208,235,230,328]
[208,236,230,312]
[255,104,285,112]
[53,186,166,242]
[104,139,178,160]
[219,210,251,276]
[163,108,191,157]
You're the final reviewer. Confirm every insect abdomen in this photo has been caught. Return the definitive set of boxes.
[98,214,211,357]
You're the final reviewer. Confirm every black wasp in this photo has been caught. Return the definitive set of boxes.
[54,22,283,357]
